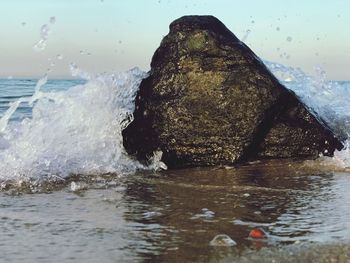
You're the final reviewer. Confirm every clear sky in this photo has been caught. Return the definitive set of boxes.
[0,0,349,80]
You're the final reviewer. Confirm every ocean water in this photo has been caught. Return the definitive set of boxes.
[1,64,350,262]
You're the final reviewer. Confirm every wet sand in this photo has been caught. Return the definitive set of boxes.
[212,244,350,263]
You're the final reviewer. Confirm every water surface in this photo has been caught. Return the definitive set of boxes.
[1,160,350,262]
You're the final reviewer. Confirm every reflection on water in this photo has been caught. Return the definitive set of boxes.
[1,159,350,262]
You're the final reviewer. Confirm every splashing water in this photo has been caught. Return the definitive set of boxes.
[241,29,251,42]
[264,60,350,169]
[0,75,47,133]
[264,61,350,139]
[49,16,56,24]
[0,67,148,182]
[33,17,56,51]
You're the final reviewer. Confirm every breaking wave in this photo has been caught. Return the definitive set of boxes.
[0,67,147,182]
[264,60,350,170]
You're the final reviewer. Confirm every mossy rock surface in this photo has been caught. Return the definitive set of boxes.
[122,15,343,168]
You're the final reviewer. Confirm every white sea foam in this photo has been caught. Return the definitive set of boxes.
[0,67,148,182]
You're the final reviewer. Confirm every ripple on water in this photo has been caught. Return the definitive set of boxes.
[0,161,350,262]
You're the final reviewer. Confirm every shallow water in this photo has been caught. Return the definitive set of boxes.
[1,160,350,262]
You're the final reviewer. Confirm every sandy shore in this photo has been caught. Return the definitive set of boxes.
[229,243,350,263]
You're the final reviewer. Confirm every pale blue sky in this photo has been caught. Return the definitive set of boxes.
[0,0,349,79]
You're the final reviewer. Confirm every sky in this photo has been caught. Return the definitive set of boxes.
[0,0,349,80]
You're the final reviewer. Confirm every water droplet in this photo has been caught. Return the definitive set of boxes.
[79,50,85,55]
[56,54,63,60]
[118,40,122,44]
[49,16,56,24]
[276,27,280,31]
[33,19,54,52]
[286,36,292,42]
[251,20,255,24]
[40,24,50,40]
[69,63,79,76]
[50,62,55,67]
[241,29,251,42]
[33,39,47,51]
[21,22,26,26]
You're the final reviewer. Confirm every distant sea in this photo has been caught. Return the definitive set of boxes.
[0,79,85,121]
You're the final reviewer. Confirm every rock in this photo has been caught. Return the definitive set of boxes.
[122,15,343,168]
[209,234,237,247]
[249,228,268,239]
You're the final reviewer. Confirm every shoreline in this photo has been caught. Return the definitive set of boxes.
[227,242,350,263]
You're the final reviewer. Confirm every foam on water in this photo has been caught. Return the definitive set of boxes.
[0,67,147,182]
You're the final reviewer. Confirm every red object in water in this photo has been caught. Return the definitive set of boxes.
[249,228,267,239]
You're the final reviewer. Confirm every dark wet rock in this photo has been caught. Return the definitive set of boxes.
[122,15,343,168]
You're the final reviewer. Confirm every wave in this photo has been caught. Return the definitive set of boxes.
[264,60,350,170]
[0,67,147,182]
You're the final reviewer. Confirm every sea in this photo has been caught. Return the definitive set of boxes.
[1,62,350,262]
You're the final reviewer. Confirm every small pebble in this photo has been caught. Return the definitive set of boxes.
[249,228,267,239]
[209,234,237,246]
